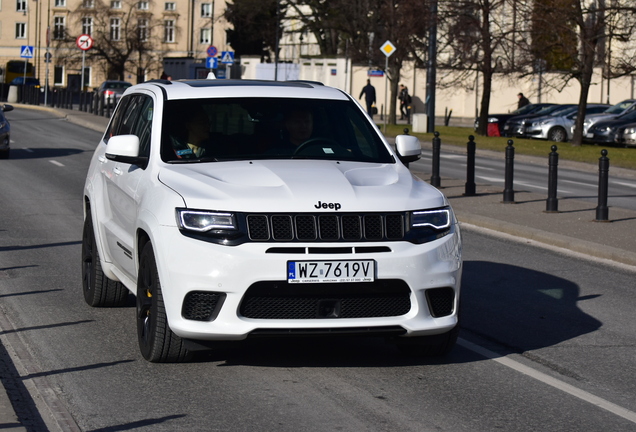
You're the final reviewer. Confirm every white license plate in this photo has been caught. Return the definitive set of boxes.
[585,133,593,138]
[287,260,375,283]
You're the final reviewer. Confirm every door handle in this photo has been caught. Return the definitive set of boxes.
[98,155,107,163]
[113,167,123,176]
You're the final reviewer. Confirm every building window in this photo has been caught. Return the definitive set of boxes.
[200,28,210,44]
[54,65,64,86]
[82,0,94,8]
[201,3,212,18]
[15,23,27,39]
[53,16,65,39]
[110,0,121,8]
[82,17,93,36]
[17,0,27,12]
[164,2,175,11]
[110,17,121,41]
[54,0,66,6]
[137,1,148,10]
[138,18,149,41]
[164,19,174,43]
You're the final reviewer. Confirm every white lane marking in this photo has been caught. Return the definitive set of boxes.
[440,154,466,159]
[561,179,596,188]
[612,181,636,189]
[477,175,504,183]
[458,338,636,424]
[477,166,496,171]
[49,160,64,167]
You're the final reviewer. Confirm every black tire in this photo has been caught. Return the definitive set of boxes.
[81,213,129,307]
[136,242,190,363]
[548,127,567,142]
[395,324,460,357]
[0,149,9,159]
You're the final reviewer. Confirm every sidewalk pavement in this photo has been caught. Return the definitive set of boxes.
[2,104,636,431]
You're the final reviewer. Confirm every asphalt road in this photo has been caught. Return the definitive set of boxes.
[1,108,636,431]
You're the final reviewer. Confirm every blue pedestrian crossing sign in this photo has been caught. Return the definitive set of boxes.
[20,45,34,58]
[206,57,218,69]
[220,51,235,64]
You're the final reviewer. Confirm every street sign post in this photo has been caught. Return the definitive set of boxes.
[206,57,218,70]
[76,35,93,92]
[20,45,34,58]
[220,51,235,64]
[207,45,218,57]
[379,40,396,132]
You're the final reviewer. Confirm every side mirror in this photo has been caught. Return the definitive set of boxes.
[105,134,148,168]
[395,134,421,165]
[1,104,14,113]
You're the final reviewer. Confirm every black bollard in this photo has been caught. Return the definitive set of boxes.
[545,145,559,213]
[595,149,610,222]
[464,135,476,196]
[431,131,441,187]
[502,139,515,203]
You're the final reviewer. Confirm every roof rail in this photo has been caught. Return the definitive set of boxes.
[286,80,324,86]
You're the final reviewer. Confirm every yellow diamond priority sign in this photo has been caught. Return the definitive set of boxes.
[380,41,396,57]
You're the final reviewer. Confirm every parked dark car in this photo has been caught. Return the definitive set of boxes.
[475,103,556,136]
[582,99,636,136]
[615,123,636,147]
[585,109,636,145]
[502,104,572,137]
[0,104,15,159]
[96,80,132,107]
[10,77,41,88]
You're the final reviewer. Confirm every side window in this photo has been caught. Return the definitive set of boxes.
[118,96,145,136]
[103,95,131,143]
[131,97,154,158]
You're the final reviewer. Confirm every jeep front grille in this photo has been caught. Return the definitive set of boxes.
[246,213,405,242]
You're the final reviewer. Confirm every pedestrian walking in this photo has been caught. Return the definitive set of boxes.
[359,79,377,117]
[517,92,530,109]
[399,84,411,121]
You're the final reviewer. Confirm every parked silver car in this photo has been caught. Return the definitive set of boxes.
[525,104,609,142]
[582,99,636,136]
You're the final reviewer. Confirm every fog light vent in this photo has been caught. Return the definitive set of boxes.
[182,291,224,321]
[426,288,455,317]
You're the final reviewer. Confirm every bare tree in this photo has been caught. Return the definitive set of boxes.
[62,0,167,83]
[529,0,636,146]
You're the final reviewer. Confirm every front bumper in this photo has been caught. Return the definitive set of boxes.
[151,224,463,342]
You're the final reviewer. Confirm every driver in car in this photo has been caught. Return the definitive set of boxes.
[283,109,313,147]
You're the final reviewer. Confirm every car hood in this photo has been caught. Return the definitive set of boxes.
[586,113,618,123]
[158,160,446,213]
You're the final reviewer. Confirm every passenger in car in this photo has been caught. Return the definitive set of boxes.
[283,109,314,147]
[169,104,214,159]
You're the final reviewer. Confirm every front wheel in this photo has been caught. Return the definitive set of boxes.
[81,213,129,307]
[136,242,190,363]
[548,127,567,142]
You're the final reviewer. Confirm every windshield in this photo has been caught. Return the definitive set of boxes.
[161,97,394,164]
[605,100,635,114]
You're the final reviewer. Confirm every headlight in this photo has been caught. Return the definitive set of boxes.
[411,208,450,229]
[625,127,636,134]
[176,209,237,232]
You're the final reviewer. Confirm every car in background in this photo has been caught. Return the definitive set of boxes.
[523,104,609,142]
[0,104,14,159]
[475,103,556,136]
[582,99,636,136]
[614,123,636,147]
[585,108,636,145]
[503,104,572,137]
[10,77,41,88]
[96,80,132,107]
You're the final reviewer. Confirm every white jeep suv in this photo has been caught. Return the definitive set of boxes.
[82,78,462,362]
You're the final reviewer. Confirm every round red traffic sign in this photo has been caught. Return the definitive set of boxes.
[207,45,218,57]
[76,34,94,51]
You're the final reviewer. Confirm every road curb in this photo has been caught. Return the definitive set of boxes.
[457,212,636,267]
